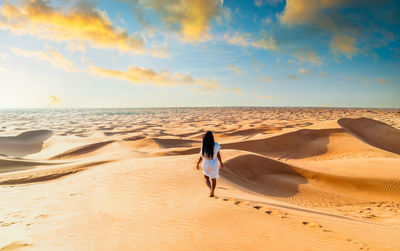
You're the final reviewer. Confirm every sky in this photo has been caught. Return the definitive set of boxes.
[0,0,399,108]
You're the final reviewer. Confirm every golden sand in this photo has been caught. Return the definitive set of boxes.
[1,107,400,250]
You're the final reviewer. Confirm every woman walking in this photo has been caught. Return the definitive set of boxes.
[196,131,223,197]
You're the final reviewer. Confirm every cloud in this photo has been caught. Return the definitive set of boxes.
[224,32,251,47]
[255,0,283,7]
[91,65,222,92]
[254,0,263,7]
[279,0,339,26]
[278,0,397,59]
[116,12,126,25]
[0,66,5,72]
[261,76,272,83]
[293,50,321,65]
[150,42,170,58]
[260,16,272,26]
[377,78,388,85]
[0,0,145,53]
[215,6,232,26]
[318,71,326,78]
[48,95,60,106]
[298,68,310,75]
[253,36,277,50]
[224,32,277,51]
[0,52,8,59]
[254,93,280,100]
[10,46,77,72]
[228,64,243,74]
[340,74,351,81]
[288,73,298,79]
[331,34,357,58]
[230,87,242,95]
[250,57,265,72]
[125,0,223,42]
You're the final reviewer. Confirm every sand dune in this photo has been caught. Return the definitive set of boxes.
[223,128,344,160]
[0,158,55,174]
[1,108,400,250]
[50,140,116,159]
[151,138,199,148]
[223,153,400,203]
[123,137,200,149]
[0,130,53,157]
[338,117,400,155]
[222,153,307,197]
[123,137,163,149]
[0,160,110,185]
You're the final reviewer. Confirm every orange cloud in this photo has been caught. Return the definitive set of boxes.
[128,0,223,42]
[331,34,357,58]
[377,78,388,85]
[48,95,60,106]
[228,64,243,74]
[91,65,222,92]
[224,32,277,51]
[10,46,76,72]
[298,68,310,75]
[293,50,321,65]
[0,0,145,53]
[280,0,358,57]
[280,0,345,26]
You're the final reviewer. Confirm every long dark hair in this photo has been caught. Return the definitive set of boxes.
[202,131,215,158]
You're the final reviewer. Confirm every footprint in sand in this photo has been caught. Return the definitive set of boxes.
[69,193,82,196]
[265,210,288,218]
[301,221,336,234]
[0,221,19,227]
[34,214,50,220]
[0,242,33,250]
[217,196,290,219]
[301,221,322,228]
[346,239,369,250]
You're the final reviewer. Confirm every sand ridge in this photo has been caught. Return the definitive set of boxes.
[339,117,400,155]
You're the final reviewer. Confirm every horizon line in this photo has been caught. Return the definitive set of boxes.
[1,106,399,110]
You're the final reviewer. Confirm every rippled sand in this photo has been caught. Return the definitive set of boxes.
[1,107,400,250]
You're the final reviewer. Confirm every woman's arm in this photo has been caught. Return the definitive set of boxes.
[217,152,223,170]
[196,156,202,169]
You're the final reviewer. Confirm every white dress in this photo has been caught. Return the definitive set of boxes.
[200,142,221,179]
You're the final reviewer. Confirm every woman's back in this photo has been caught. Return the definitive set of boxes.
[200,142,220,160]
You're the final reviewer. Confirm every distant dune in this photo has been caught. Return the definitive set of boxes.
[338,117,400,155]
[0,130,53,157]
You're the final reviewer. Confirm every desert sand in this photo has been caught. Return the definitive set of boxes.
[1,107,400,250]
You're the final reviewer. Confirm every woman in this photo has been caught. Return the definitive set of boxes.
[196,131,223,197]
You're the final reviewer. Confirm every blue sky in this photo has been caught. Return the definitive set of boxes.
[0,0,399,108]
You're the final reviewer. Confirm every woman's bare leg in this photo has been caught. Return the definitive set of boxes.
[204,175,211,190]
[210,178,216,197]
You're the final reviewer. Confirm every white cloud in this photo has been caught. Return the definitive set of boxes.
[10,46,77,72]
